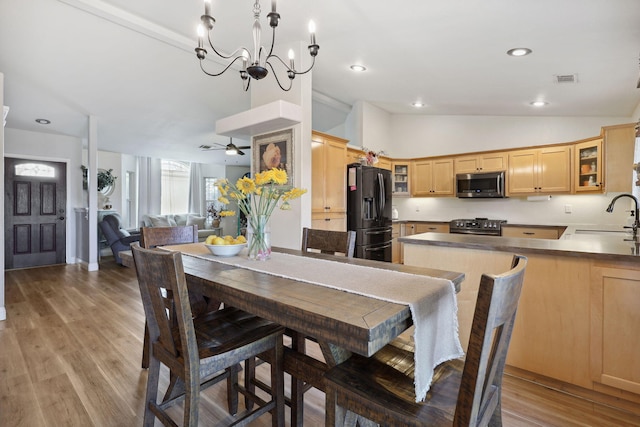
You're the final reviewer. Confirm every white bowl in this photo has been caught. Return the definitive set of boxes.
[204,243,246,257]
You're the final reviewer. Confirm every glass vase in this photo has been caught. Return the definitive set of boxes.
[247,215,271,261]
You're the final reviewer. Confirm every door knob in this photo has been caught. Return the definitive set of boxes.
[58,216,65,220]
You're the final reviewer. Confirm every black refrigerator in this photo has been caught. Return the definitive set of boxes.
[346,163,393,262]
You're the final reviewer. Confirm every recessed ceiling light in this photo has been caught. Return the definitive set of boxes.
[35,118,51,124]
[507,48,532,57]
[350,64,366,72]
[412,101,425,108]
[530,101,548,107]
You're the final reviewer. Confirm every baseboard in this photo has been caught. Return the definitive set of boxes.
[505,365,640,416]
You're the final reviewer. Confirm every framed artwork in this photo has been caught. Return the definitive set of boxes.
[252,128,294,185]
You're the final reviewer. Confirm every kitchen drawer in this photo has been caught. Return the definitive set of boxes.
[502,226,561,239]
[415,223,450,234]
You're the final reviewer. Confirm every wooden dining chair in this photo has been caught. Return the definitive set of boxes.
[132,243,285,427]
[324,254,528,427]
[139,225,204,369]
[301,227,356,257]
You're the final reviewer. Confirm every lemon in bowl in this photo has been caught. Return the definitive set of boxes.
[204,235,247,257]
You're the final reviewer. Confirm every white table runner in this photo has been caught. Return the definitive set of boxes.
[169,243,464,402]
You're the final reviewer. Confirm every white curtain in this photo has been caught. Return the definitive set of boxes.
[188,162,203,215]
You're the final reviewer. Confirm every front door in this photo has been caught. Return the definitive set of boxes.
[4,158,67,269]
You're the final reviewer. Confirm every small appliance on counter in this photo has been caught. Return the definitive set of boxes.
[449,218,507,236]
[347,163,393,262]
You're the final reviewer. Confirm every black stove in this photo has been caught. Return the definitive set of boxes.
[449,218,506,236]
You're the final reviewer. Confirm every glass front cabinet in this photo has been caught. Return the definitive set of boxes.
[575,139,603,193]
[392,162,411,196]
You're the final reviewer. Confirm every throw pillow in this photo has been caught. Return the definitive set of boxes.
[186,215,206,230]
[148,215,171,227]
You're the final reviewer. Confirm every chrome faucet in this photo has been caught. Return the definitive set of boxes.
[605,193,640,241]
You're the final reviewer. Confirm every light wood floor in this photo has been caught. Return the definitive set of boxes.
[1,259,639,426]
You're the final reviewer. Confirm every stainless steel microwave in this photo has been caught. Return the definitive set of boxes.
[456,171,506,198]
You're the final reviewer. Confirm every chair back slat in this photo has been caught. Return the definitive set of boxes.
[301,227,356,257]
[454,254,527,426]
[132,243,197,364]
[140,225,198,248]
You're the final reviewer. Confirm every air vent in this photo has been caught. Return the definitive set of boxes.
[554,74,578,84]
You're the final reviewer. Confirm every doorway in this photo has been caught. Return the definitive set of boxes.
[4,158,67,269]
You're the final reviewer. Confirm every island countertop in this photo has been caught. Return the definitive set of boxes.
[398,225,640,262]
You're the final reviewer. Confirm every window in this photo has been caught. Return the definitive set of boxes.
[161,160,190,214]
[204,177,222,218]
[15,163,55,177]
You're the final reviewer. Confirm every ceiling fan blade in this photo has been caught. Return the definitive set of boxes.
[237,149,245,155]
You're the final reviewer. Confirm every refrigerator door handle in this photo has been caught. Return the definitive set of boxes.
[364,229,391,235]
[365,243,392,252]
[377,172,386,218]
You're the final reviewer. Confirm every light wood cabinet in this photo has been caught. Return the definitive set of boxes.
[501,226,564,239]
[575,138,603,193]
[508,146,571,195]
[603,123,636,193]
[392,162,411,196]
[590,262,640,396]
[377,156,392,171]
[346,147,362,166]
[392,223,402,263]
[454,152,508,174]
[312,131,348,231]
[414,222,449,234]
[411,158,454,197]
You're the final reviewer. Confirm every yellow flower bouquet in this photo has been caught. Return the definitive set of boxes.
[217,168,307,260]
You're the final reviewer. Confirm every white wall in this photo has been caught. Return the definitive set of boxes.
[389,114,631,158]
[4,128,84,262]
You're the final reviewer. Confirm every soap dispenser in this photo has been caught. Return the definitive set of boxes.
[392,205,399,220]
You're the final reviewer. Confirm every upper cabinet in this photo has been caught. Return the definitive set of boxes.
[508,146,571,195]
[454,152,508,174]
[376,156,392,171]
[311,131,348,216]
[346,147,362,166]
[602,123,637,193]
[575,138,603,193]
[392,161,411,196]
[412,158,454,197]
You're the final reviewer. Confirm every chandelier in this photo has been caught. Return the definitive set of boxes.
[195,0,319,91]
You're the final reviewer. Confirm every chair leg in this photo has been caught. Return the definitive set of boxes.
[183,371,200,427]
[143,355,161,427]
[141,322,150,369]
[270,335,285,427]
[489,397,503,426]
[244,358,257,411]
[227,365,239,415]
[290,332,306,426]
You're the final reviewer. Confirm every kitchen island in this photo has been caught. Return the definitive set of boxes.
[400,227,640,414]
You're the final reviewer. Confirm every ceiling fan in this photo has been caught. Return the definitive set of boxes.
[199,138,251,156]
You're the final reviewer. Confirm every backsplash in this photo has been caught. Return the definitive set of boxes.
[392,192,634,226]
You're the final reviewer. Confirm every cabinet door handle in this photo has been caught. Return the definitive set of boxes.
[324,218,331,221]
[523,232,535,235]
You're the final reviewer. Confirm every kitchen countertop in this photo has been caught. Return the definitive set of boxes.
[398,224,640,262]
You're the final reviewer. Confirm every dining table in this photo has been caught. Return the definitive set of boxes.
[121,244,465,426]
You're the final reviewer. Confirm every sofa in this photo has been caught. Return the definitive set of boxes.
[140,213,221,242]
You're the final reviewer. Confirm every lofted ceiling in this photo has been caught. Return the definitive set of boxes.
[1,0,639,166]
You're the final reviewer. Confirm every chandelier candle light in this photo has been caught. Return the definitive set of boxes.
[217,168,306,260]
[195,0,319,91]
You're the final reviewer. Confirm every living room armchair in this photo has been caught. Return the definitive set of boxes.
[99,213,140,264]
